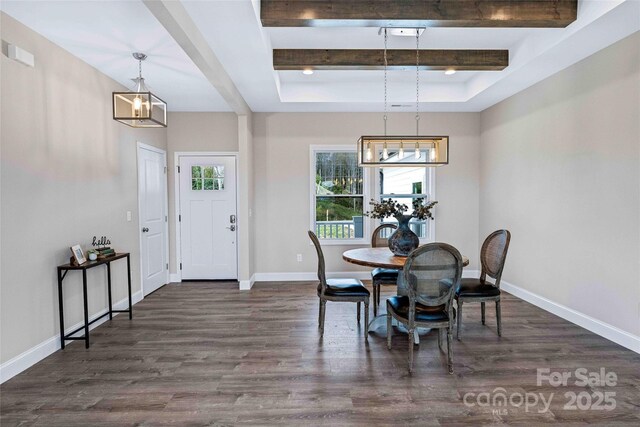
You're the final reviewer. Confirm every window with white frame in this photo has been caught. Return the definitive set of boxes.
[377,166,435,240]
[311,148,366,241]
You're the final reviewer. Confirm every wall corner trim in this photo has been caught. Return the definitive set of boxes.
[239,274,256,291]
[0,291,144,384]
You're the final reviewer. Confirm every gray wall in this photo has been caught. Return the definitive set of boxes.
[252,112,481,274]
[0,13,167,364]
[479,32,640,337]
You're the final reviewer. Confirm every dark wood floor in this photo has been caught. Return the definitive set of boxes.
[1,282,639,426]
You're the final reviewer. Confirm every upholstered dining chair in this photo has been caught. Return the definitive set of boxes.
[371,223,398,316]
[386,243,463,374]
[455,230,511,340]
[308,231,370,340]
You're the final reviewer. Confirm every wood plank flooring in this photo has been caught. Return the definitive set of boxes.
[1,281,639,426]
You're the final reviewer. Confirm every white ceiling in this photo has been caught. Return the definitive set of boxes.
[2,0,639,113]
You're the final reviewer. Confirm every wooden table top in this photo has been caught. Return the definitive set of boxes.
[57,253,129,270]
[342,247,469,270]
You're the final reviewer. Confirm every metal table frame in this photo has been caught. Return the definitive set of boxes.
[56,253,132,349]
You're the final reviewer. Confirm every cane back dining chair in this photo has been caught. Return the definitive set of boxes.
[455,230,511,340]
[371,223,398,316]
[309,231,370,340]
[386,243,463,373]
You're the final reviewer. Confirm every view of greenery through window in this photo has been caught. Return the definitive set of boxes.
[315,152,364,239]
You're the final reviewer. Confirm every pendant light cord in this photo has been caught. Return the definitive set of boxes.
[416,30,420,136]
[384,28,388,137]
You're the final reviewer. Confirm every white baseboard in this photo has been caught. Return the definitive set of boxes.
[500,281,640,354]
[169,273,181,283]
[254,270,480,283]
[0,290,143,384]
[239,274,256,291]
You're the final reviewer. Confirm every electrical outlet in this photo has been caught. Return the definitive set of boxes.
[297,254,303,262]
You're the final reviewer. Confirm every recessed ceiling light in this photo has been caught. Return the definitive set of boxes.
[302,69,314,75]
[380,28,425,37]
[445,69,456,75]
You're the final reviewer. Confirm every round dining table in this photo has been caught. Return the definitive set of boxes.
[343,247,469,270]
[342,247,469,343]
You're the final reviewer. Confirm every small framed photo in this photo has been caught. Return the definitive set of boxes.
[70,244,86,265]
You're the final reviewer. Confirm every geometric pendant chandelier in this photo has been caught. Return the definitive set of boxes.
[357,29,448,167]
[112,53,168,128]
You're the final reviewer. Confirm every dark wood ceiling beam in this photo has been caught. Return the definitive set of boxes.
[273,49,509,71]
[261,0,578,28]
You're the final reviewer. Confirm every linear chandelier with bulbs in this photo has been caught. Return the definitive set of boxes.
[357,29,449,167]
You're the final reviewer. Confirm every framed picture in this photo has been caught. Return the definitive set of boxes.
[70,244,86,265]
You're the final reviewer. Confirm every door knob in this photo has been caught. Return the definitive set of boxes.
[226,225,236,231]
[142,227,149,233]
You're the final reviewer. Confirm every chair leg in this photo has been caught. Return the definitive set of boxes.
[320,300,326,336]
[408,328,415,374]
[437,327,443,352]
[372,283,378,317]
[446,328,454,374]
[457,300,463,340]
[386,312,392,349]
[357,302,361,324]
[481,302,486,325]
[364,299,369,340]
[496,299,502,337]
[318,299,322,328]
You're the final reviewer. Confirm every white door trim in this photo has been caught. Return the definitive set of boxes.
[136,142,170,295]
[173,151,240,283]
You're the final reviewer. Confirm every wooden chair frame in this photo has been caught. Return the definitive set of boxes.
[309,231,370,340]
[456,229,511,340]
[371,223,398,316]
[386,243,463,374]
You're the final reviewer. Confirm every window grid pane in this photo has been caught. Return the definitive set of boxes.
[314,151,364,240]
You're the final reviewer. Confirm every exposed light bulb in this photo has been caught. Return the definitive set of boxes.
[398,143,404,159]
[415,144,421,159]
[382,144,389,160]
[445,68,456,75]
[303,69,314,75]
[430,148,437,161]
[366,145,373,161]
[133,96,143,117]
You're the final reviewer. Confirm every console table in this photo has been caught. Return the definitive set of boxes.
[56,253,132,349]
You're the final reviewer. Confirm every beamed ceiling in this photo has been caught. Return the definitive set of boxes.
[1,0,638,112]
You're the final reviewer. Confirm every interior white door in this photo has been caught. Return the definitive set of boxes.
[138,145,168,296]
[179,155,237,280]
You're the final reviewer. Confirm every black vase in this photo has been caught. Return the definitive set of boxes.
[388,215,420,256]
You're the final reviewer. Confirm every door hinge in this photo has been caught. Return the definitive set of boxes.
[177,166,181,173]
[180,262,183,270]
[166,263,169,270]
[165,215,168,222]
[179,214,181,222]
[164,166,167,174]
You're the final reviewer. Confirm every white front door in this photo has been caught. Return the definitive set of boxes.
[179,155,237,280]
[137,145,168,296]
